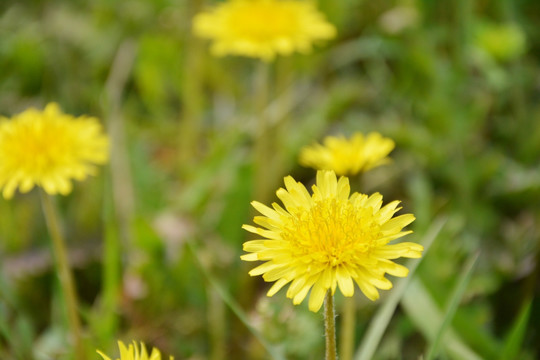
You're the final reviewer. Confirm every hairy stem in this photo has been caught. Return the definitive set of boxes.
[325,291,338,360]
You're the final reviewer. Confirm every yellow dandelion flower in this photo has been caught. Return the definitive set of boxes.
[242,170,422,312]
[192,0,337,61]
[0,103,109,199]
[97,340,173,360]
[299,132,395,176]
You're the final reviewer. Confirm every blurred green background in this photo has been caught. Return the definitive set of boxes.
[1,0,539,359]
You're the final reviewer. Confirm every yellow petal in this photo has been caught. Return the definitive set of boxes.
[373,242,423,259]
[19,177,35,193]
[292,283,311,305]
[263,265,295,282]
[267,278,290,297]
[240,253,259,261]
[242,240,267,252]
[96,350,112,360]
[249,261,280,276]
[251,201,280,221]
[336,176,351,200]
[355,278,380,301]
[378,260,409,277]
[308,281,327,312]
[119,341,132,359]
[381,214,415,233]
[241,225,280,240]
[336,266,354,297]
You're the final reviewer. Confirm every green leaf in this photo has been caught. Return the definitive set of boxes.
[402,278,483,360]
[425,252,479,360]
[355,216,446,360]
[499,298,533,360]
[186,241,286,360]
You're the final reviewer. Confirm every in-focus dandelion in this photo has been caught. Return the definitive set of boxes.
[242,170,422,312]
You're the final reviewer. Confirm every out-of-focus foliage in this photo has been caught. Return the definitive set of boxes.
[1,0,539,359]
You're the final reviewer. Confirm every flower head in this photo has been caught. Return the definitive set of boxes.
[192,0,336,61]
[0,103,109,199]
[242,170,422,312]
[299,132,395,176]
[97,341,173,360]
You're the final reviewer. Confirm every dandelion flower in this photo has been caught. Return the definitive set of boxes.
[242,170,422,312]
[299,132,395,176]
[0,103,109,199]
[97,340,173,360]
[192,0,337,61]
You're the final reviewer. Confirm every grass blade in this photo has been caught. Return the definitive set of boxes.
[354,216,446,360]
[402,278,482,360]
[499,297,533,360]
[186,241,286,360]
[425,251,479,360]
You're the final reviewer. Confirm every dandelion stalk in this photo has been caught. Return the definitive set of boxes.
[325,291,338,360]
[40,190,85,360]
[253,61,271,202]
[340,296,355,360]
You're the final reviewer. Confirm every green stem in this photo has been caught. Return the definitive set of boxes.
[253,61,271,202]
[340,296,355,360]
[40,190,85,360]
[325,291,338,360]
[273,57,293,178]
[179,0,204,176]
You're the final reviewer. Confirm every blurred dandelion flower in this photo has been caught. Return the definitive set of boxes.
[192,0,336,61]
[242,170,422,312]
[299,132,395,176]
[97,340,173,360]
[0,103,109,199]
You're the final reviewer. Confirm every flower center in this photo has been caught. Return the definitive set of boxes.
[225,3,300,40]
[3,119,75,175]
[282,199,382,267]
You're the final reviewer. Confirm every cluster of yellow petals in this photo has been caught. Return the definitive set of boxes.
[242,170,422,312]
[299,132,395,176]
[193,0,336,61]
[0,103,109,199]
[97,341,173,360]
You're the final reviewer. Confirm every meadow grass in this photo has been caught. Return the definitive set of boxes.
[0,0,539,359]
